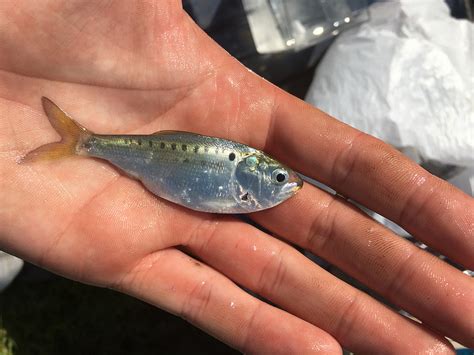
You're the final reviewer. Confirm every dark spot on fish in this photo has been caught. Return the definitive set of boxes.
[83,141,92,149]
[171,143,176,150]
[215,149,219,155]
[201,161,206,167]
[182,144,187,151]
[183,158,189,163]
[149,140,153,147]
[240,192,249,201]
[229,152,236,161]
[160,142,165,149]
[204,146,209,153]
[194,146,199,153]
[137,139,142,146]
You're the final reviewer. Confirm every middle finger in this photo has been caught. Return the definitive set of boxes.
[183,217,452,353]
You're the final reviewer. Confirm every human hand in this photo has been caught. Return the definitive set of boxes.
[1,1,473,353]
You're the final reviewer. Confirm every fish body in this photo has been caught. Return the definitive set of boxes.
[23,98,303,213]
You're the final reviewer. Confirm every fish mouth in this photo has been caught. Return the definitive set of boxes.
[278,180,303,198]
[290,173,303,192]
[294,175,303,190]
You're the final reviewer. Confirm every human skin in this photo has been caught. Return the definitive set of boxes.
[0,1,473,353]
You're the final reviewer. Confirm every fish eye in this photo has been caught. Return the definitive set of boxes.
[271,169,289,184]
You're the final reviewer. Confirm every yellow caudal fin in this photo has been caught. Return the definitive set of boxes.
[21,97,92,163]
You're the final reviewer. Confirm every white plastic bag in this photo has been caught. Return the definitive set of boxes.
[306,0,474,167]
[0,251,23,292]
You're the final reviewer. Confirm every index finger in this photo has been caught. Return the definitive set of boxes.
[263,93,474,268]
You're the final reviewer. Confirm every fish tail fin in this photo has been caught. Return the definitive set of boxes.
[21,97,92,163]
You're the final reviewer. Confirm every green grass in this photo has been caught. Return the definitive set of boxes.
[0,266,238,355]
[0,325,15,355]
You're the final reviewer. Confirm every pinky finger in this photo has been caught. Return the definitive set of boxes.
[113,247,341,354]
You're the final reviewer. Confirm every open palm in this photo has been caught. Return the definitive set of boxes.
[1,1,473,353]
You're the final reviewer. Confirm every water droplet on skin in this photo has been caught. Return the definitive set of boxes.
[311,343,323,351]
[227,77,239,88]
[229,301,236,309]
[412,173,427,186]
[252,245,257,251]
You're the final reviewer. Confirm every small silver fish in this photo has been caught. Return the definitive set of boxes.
[22,97,303,213]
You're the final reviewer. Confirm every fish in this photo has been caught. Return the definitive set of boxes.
[22,97,303,213]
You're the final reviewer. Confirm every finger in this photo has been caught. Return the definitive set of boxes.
[252,183,474,347]
[184,219,454,353]
[264,95,474,268]
[114,247,341,354]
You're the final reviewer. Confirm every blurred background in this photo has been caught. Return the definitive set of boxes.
[1,0,473,354]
